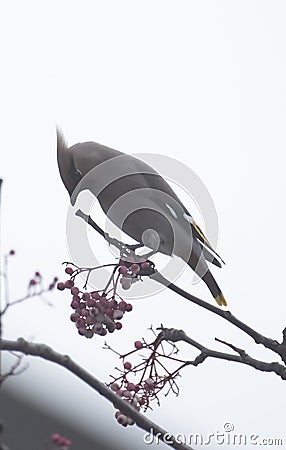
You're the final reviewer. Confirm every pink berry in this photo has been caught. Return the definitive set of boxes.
[29,279,36,286]
[64,279,74,289]
[71,286,80,295]
[76,318,85,328]
[58,437,70,447]
[71,299,79,309]
[122,390,132,398]
[119,266,128,275]
[100,296,109,309]
[126,303,133,312]
[110,383,120,391]
[85,329,94,339]
[130,263,140,274]
[51,433,60,443]
[127,382,135,391]
[115,322,122,330]
[134,340,143,349]
[90,307,99,316]
[117,414,128,426]
[141,261,150,270]
[91,291,100,299]
[119,301,127,311]
[65,267,73,275]
[124,361,132,370]
[107,322,116,333]
[121,280,132,290]
[113,310,123,320]
[57,282,65,291]
[70,313,80,322]
[82,292,90,301]
[145,377,155,388]
[109,298,117,308]
[78,327,87,336]
[86,316,95,325]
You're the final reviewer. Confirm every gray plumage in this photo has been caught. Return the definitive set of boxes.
[57,129,226,306]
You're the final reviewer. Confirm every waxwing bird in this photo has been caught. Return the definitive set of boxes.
[57,129,227,306]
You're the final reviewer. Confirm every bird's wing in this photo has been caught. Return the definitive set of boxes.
[69,142,224,265]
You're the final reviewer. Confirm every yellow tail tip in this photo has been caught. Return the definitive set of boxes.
[215,294,227,307]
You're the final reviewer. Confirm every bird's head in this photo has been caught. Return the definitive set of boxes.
[57,128,122,206]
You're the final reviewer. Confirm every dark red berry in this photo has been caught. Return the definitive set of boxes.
[85,329,94,339]
[9,250,15,256]
[124,361,132,370]
[64,280,74,289]
[65,267,73,275]
[113,310,123,320]
[71,286,80,295]
[57,282,65,291]
[119,266,128,275]
[134,340,143,349]
[70,313,80,322]
[126,303,133,312]
[71,299,80,309]
[51,433,60,443]
[78,327,87,336]
[100,297,109,309]
[119,301,127,311]
[130,263,140,274]
[115,322,122,330]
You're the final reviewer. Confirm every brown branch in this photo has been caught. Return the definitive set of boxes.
[152,273,286,364]
[0,338,194,450]
[75,209,286,365]
[155,328,286,380]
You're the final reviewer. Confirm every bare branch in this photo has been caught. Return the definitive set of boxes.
[75,209,286,364]
[155,328,286,380]
[0,338,194,450]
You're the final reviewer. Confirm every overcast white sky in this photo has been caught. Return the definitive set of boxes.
[1,1,286,449]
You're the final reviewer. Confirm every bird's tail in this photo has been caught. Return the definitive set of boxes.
[201,270,227,306]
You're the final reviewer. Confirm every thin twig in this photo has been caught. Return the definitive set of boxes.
[0,338,194,450]
[75,209,286,364]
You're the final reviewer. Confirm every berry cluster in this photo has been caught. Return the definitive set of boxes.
[118,260,151,290]
[56,259,153,338]
[51,433,71,449]
[107,334,183,426]
[110,353,152,427]
[28,271,58,292]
